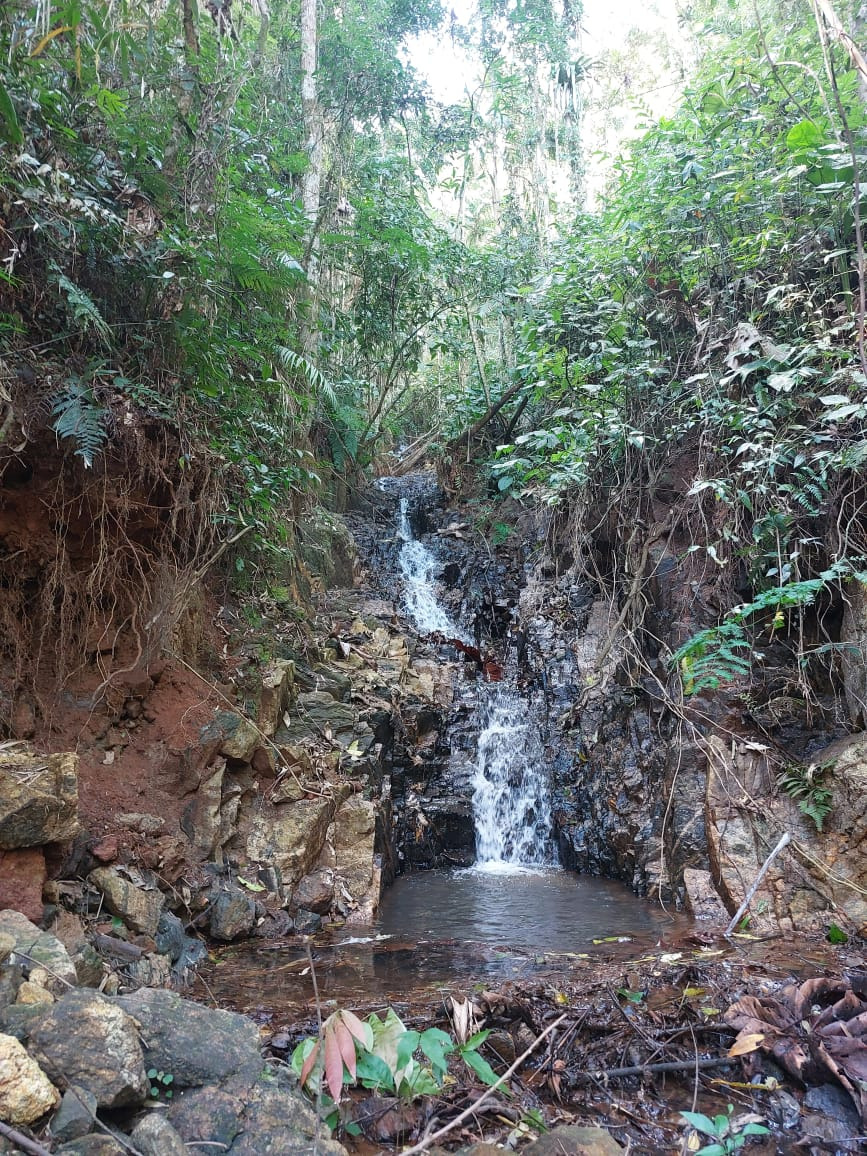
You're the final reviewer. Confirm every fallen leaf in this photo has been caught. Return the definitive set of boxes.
[728,1032,766,1056]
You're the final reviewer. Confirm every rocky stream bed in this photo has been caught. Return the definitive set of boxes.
[1,475,866,1154]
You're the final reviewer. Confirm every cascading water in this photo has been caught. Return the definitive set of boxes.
[396,497,467,640]
[471,686,552,869]
[395,496,552,870]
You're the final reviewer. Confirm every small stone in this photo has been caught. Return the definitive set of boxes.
[524,1124,624,1155]
[251,746,276,774]
[209,891,255,942]
[16,980,54,1006]
[90,836,119,864]
[51,1085,97,1142]
[88,867,164,937]
[124,699,143,720]
[116,813,164,834]
[0,933,15,963]
[293,908,322,934]
[0,1030,60,1124]
[292,868,334,915]
[130,1112,188,1156]
[0,909,77,993]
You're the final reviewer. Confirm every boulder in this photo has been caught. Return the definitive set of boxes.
[51,1085,97,1142]
[0,1030,59,1124]
[292,868,334,915]
[129,1112,188,1156]
[201,711,261,763]
[209,890,256,941]
[0,847,46,922]
[88,867,164,937]
[0,749,78,848]
[244,790,348,887]
[330,796,380,914]
[115,988,262,1088]
[258,660,295,737]
[275,692,357,747]
[180,759,226,862]
[0,909,77,992]
[29,989,149,1109]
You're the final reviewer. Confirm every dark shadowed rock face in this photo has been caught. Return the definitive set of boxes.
[115,988,262,1088]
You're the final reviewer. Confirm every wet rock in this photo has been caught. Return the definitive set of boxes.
[259,659,296,737]
[202,710,261,762]
[524,1124,624,1155]
[168,1085,242,1150]
[51,1085,97,1142]
[115,988,262,1088]
[155,912,207,975]
[129,1112,188,1156]
[0,847,46,922]
[804,1083,861,1129]
[293,908,322,934]
[29,989,149,1108]
[88,867,164,937]
[209,890,255,941]
[682,868,728,923]
[0,1030,59,1124]
[229,1075,347,1155]
[0,909,77,992]
[0,749,78,848]
[292,867,334,914]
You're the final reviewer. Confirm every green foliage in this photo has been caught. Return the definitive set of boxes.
[51,376,109,469]
[680,1105,769,1156]
[778,761,834,831]
[147,1068,174,1101]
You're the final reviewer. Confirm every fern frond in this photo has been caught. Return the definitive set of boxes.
[54,270,112,346]
[51,379,108,468]
[274,346,336,404]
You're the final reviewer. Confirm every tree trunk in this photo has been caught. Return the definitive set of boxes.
[300,0,322,363]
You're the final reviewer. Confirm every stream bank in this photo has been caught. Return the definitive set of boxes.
[1,471,866,1153]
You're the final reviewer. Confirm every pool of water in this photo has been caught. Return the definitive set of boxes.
[376,865,684,951]
[195,867,690,1018]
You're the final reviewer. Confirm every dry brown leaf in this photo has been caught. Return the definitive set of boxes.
[728,1031,765,1057]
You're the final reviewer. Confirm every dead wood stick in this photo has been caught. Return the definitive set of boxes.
[725,831,791,937]
[0,1120,52,1156]
[399,1013,568,1155]
[575,1056,734,1083]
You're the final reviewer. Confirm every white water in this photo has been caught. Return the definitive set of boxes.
[397,498,468,639]
[395,496,552,871]
[471,688,553,869]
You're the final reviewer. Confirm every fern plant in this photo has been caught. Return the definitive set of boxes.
[51,376,109,468]
[778,762,833,831]
[53,268,112,346]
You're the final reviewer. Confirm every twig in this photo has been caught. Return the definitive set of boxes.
[724,831,791,936]
[10,949,75,989]
[0,1121,52,1156]
[399,1013,568,1155]
[306,940,323,1156]
[574,1056,734,1082]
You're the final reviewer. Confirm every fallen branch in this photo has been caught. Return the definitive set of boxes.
[575,1056,734,1082]
[0,1121,52,1156]
[725,831,791,937]
[399,1013,567,1155]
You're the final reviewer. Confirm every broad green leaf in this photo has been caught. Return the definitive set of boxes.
[0,80,22,146]
[461,1046,500,1087]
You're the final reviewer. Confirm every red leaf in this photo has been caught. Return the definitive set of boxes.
[340,1009,369,1046]
[324,1029,345,1103]
[335,1018,357,1082]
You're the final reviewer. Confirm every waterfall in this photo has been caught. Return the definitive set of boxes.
[394,492,553,872]
[471,688,553,870]
[397,498,467,640]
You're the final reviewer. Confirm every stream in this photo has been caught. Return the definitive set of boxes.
[199,481,689,1017]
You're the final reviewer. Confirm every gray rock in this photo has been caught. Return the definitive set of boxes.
[57,1137,127,1155]
[130,1112,188,1155]
[293,908,322,934]
[29,990,149,1109]
[88,867,164,937]
[201,711,260,762]
[115,988,262,1088]
[0,749,78,848]
[209,891,255,942]
[524,1124,624,1155]
[0,909,77,993]
[292,868,334,915]
[0,1001,50,1041]
[180,759,226,863]
[51,1085,97,1142]
[168,1086,242,1151]
[804,1082,860,1127]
